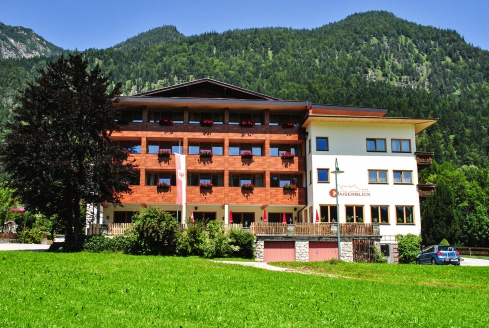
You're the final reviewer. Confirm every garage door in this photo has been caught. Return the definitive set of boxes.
[309,242,338,261]
[264,241,295,262]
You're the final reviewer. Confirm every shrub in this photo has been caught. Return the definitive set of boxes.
[229,229,255,258]
[396,233,422,264]
[83,235,132,253]
[370,245,387,263]
[17,227,42,244]
[126,207,179,255]
[176,221,207,256]
[439,238,450,245]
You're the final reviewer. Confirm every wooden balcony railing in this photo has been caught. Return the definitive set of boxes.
[415,152,434,166]
[87,222,377,237]
[87,223,134,236]
[417,183,436,197]
[294,223,331,235]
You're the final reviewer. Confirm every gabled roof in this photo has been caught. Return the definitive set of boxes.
[134,78,279,100]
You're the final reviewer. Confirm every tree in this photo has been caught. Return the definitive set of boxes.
[0,54,136,250]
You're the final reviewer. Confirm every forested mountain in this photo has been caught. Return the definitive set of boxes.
[112,25,184,52]
[0,22,66,59]
[1,11,489,167]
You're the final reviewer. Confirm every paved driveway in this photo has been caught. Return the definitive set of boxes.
[0,243,50,251]
[461,257,489,266]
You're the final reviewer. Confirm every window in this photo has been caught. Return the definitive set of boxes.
[392,139,411,153]
[267,212,293,223]
[229,174,264,187]
[345,205,364,223]
[188,173,224,186]
[148,110,183,124]
[320,205,338,222]
[146,172,176,186]
[229,144,263,156]
[229,112,263,125]
[188,142,224,155]
[114,211,138,223]
[317,169,329,183]
[308,139,311,154]
[269,113,300,126]
[118,140,141,154]
[118,109,143,123]
[192,212,216,221]
[366,139,386,152]
[371,205,389,224]
[271,174,302,187]
[230,212,255,227]
[316,137,329,151]
[396,206,414,224]
[309,170,312,185]
[270,144,302,156]
[147,141,181,154]
[189,112,224,124]
[393,171,412,184]
[368,170,388,183]
[128,170,140,185]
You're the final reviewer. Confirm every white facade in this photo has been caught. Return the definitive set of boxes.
[304,119,430,242]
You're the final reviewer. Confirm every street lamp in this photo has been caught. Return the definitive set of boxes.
[334,158,344,261]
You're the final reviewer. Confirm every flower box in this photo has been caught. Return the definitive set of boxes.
[200,119,214,126]
[120,149,131,156]
[157,182,170,189]
[283,183,297,190]
[241,151,253,159]
[281,152,295,160]
[200,182,213,189]
[282,122,295,128]
[159,119,173,126]
[241,183,254,190]
[157,149,171,157]
[199,151,213,158]
[240,120,255,127]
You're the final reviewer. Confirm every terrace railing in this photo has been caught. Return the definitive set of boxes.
[87,222,377,236]
[250,222,288,235]
[87,223,134,236]
[294,223,332,235]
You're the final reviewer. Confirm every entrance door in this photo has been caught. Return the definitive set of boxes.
[353,239,376,262]
[308,242,338,261]
[264,241,295,262]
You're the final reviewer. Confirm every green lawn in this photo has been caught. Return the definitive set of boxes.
[1,252,488,327]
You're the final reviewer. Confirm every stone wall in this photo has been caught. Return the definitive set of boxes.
[255,239,265,262]
[295,240,309,261]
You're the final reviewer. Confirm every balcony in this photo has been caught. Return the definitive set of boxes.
[119,186,306,205]
[417,183,436,197]
[415,152,434,167]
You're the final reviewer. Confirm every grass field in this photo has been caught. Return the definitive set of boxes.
[1,252,488,327]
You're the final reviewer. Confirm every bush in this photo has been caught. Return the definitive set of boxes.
[176,221,207,256]
[83,235,132,253]
[229,228,255,259]
[396,234,422,264]
[17,228,42,244]
[126,207,179,255]
[371,245,387,263]
[439,238,450,245]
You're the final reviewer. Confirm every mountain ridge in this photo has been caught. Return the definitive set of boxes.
[0,22,66,59]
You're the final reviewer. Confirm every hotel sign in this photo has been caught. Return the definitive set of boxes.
[329,184,371,198]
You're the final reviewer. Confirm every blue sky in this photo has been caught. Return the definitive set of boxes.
[1,0,488,51]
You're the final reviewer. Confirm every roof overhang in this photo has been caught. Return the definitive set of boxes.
[115,96,311,111]
[302,115,438,134]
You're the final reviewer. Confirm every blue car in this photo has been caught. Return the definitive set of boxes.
[416,245,462,265]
